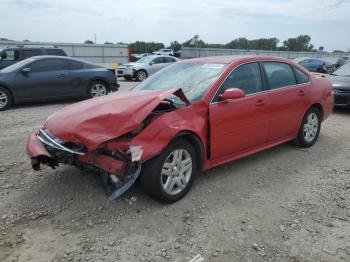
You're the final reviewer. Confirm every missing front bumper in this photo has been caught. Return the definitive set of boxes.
[26,129,143,200]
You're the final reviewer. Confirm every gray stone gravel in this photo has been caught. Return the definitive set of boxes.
[0,79,349,261]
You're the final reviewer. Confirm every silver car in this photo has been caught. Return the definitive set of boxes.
[117,55,179,81]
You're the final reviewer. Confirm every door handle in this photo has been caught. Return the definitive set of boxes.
[58,74,66,78]
[255,99,266,107]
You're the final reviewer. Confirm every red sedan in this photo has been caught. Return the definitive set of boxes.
[26,56,334,202]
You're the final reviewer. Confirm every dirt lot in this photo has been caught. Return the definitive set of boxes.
[0,80,350,262]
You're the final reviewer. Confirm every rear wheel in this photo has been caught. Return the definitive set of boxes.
[136,70,147,81]
[0,87,12,111]
[141,139,197,203]
[88,81,109,98]
[295,107,321,147]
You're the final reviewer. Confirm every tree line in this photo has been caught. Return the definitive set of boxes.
[2,36,346,53]
[128,35,319,54]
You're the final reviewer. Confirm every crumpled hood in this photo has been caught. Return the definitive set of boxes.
[44,88,188,150]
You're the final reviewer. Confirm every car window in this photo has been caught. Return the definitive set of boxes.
[20,49,42,60]
[29,59,69,72]
[152,57,164,64]
[214,62,262,102]
[164,57,176,63]
[46,49,66,56]
[293,67,309,84]
[299,60,309,67]
[69,60,83,70]
[333,62,350,76]
[263,62,297,89]
[0,58,35,73]
[1,50,20,61]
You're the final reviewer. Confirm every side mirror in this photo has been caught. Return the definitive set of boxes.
[149,61,155,65]
[219,88,246,101]
[21,67,32,74]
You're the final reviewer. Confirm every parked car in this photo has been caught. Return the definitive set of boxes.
[27,56,333,203]
[0,56,119,110]
[327,61,350,108]
[117,55,179,81]
[153,49,174,56]
[294,57,334,73]
[0,46,67,70]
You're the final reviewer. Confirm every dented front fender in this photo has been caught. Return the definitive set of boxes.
[131,101,208,162]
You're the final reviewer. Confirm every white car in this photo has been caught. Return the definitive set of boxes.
[153,49,174,56]
[117,55,179,81]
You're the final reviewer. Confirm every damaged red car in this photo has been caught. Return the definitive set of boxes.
[26,56,334,202]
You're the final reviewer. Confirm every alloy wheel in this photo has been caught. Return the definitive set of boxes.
[137,71,147,81]
[0,90,8,110]
[303,112,319,143]
[161,149,193,195]
[91,83,108,97]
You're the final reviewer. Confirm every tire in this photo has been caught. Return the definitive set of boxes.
[140,139,198,203]
[87,81,109,98]
[295,107,321,147]
[0,87,12,111]
[136,70,147,81]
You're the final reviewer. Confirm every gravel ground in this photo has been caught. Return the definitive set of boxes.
[0,79,350,262]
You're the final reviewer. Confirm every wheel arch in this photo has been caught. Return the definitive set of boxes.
[0,84,15,103]
[88,78,110,91]
[137,68,148,76]
[308,103,324,119]
[173,130,205,171]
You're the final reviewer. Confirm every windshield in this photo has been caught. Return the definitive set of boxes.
[134,63,227,101]
[135,56,155,64]
[333,62,350,77]
[0,58,34,73]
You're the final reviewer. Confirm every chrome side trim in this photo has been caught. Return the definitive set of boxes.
[37,129,86,156]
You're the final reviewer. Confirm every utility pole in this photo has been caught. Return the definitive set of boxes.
[94,33,96,44]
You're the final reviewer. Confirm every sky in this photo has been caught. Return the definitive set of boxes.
[1,0,350,51]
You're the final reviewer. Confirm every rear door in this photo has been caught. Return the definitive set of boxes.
[163,56,177,66]
[15,58,72,100]
[262,61,310,141]
[209,62,270,160]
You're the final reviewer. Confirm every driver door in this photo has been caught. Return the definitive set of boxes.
[209,62,270,161]
[148,57,166,76]
[15,58,71,100]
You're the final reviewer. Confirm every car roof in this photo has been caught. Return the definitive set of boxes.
[178,55,293,64]
[145,54,178,59]
[30,55,87,63]
[2,47,62,50]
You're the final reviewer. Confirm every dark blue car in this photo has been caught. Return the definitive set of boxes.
[0,56,119,110]
[294,57,334,73]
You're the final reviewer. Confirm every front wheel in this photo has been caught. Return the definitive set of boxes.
[140,139,197,203]
[0,87,12,111]
[295,107,321,147]
[136,70,147,81]
[88,81,109,98]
